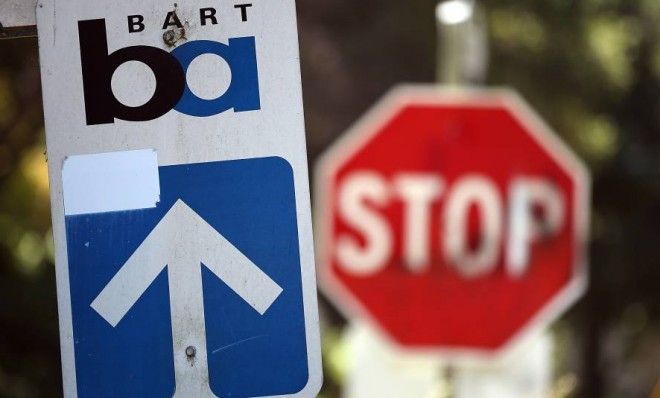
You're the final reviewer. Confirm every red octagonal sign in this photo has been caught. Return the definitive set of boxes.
[316,86,590,358]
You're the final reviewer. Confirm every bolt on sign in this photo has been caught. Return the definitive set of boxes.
[36,0,321,397]
[316,86,590,359]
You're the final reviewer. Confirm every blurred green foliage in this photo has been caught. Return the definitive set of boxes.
[0,0,659,396]
[0,38,60,397]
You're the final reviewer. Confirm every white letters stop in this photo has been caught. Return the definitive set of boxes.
[336,171,565,278]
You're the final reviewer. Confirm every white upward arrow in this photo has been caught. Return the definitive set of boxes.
[90,199,283,397]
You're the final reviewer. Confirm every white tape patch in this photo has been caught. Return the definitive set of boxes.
[62,149,160,216]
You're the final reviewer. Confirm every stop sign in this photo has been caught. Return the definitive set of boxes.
[315,86,590,357]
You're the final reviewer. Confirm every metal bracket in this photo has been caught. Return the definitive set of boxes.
[1,0,38,39]
[0,22,37,39]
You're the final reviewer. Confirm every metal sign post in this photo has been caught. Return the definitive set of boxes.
[436,2,557,397]
[435,0,488,85]
[436,3,485,396]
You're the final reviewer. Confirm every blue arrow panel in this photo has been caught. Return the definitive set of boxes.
[65,157,309,397]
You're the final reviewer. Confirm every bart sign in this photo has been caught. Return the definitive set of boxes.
[36,0,322,396]
[316,86,590,359]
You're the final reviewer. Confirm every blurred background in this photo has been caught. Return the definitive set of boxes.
[1,0,660,396]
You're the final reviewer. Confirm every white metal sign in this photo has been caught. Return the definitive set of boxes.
[36,0,322,396]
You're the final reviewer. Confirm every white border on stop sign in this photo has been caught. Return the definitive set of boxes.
[314,84,591,365]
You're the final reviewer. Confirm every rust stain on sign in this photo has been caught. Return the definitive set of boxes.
[162,4,188,47]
